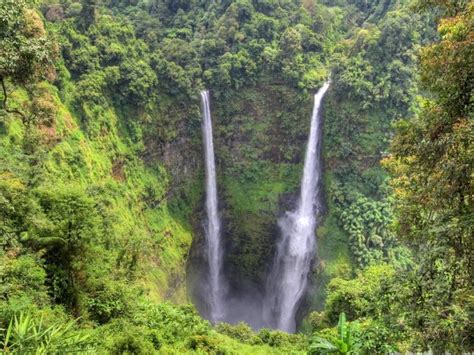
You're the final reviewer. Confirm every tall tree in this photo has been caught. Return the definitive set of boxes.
[78,0,100,31]
[0,0,55,118]
[385,0,473,350]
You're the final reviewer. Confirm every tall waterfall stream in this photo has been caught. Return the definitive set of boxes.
[200,90,225,323]
[263,82,330,332]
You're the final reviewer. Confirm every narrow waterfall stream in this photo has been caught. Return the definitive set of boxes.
[263,82,330,332]
[200,90,225,323]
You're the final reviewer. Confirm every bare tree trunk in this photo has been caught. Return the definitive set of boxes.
[1,76,25,120]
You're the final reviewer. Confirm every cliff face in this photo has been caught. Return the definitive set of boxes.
[186,82,316,314]
[215,83,312,287]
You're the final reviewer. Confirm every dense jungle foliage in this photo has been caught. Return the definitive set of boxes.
[0,0,472,353]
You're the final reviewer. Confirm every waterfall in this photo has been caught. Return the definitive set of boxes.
[200,90,225,323]
[263,82,330,333]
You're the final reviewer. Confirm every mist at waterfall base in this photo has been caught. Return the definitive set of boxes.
[196,84,330,332]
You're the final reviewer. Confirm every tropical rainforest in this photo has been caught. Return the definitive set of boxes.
[0,0,472,353]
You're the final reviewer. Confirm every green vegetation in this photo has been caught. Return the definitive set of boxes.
[309,313,360,354]
[0,0,472,353]
[384,0,473,349]
[1,313,90,354]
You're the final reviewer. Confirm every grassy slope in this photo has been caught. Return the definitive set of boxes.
[0,79,194,304]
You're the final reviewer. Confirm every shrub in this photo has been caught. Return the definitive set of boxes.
[108,332,155,355]
[144,304,211,344]
[216,322,262,345]
[258,328,305,349]
[325,264,396,323]
[187,335,223,354]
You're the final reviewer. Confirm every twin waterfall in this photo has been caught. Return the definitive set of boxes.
[200,90,225,323]
[199,83,330,331]
[263,82,330,332]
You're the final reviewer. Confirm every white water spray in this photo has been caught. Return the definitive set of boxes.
[200,90,225,323]
[264,82,330,332]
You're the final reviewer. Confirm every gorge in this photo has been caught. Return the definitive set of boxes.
[1,0,471,353]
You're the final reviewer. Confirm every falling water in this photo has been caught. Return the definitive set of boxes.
[263,82,330,332]
[200,90,225,323]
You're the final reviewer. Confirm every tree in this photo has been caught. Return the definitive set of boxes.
[78,0,100,31]
[33,187,102,311]
[385,0,473,350]
[0,0,55,118]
